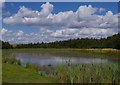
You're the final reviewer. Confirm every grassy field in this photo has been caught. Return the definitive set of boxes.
[2,63,57,83]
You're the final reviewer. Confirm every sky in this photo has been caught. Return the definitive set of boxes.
[1,2,119,44]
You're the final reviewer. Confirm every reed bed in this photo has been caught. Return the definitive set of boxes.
[54,63,119,83]
[2,57,119,83]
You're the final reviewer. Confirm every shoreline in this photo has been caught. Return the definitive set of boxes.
[2,48,120,53]
[2,48,120,60]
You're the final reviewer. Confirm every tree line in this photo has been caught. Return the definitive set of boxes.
[0,41,13,49]
[1,33,120,49]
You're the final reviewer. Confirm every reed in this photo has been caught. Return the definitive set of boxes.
[2,57,119,83]
[2,57,17,64]
[25,62,41,72]
[53,63,119,83]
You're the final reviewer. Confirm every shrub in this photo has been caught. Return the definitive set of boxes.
[17,59,22,66]
[25,62,31,68]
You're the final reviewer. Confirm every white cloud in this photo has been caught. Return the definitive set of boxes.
[75,5,97,17]
[16,30,24,37]
[51,28,78,38]
[2,3,119,43]
[51,27,116,39]
[1,28,8,35]
[98,8,106,13]
[3,2,118,29]
[1,27,117,44]
[41,2,53,17]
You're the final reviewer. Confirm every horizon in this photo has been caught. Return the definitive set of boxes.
[1,33,119,44]
[1,2,119,44]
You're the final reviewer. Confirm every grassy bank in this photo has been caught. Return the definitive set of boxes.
[2,57,119,83]
[2,63,57,83]
[2,62,119,83]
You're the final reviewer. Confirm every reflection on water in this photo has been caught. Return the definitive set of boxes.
[14,53,109,66]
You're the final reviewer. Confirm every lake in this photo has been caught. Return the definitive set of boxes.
[3,49,119,67]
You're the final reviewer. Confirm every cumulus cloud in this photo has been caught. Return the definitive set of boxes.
[3,3,118,29]
[1,27,117,44]
[51,27,117,39]
[2,2,119,43]
[1,28,8,35]
[16,30,24,37]
[41,2,53,17]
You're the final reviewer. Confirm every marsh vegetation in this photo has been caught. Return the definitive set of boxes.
[2,48,119,83]
[2,56,119,83]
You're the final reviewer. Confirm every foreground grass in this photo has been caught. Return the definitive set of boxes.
[3,62,119,83]
[2,56,119,83]
[54,63,119,83]
[2,63,57,83]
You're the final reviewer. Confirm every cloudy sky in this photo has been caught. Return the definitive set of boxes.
[1,2,119,44]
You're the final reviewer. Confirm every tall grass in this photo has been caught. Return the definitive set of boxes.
[25,62,41,72]
[2,57,119,83]
[54,63,119,83]
[2,57,17,64]
[2,57,22,66]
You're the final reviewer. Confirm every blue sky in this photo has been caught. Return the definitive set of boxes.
[1,2,119,43]
[3,2,118,18]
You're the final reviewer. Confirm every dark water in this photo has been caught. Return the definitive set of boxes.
[12,52,112,66]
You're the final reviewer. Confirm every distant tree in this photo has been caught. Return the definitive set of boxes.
[2,33,120,50]
[113,33,120,49]
[1,40,13,49]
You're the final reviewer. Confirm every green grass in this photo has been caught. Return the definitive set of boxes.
[2,48,120,83]
[54,63,119,83]
[2,57,119,83]
[2,63,57,83]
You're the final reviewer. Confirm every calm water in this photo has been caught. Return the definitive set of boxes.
[8,53,117,67]
[14,53,109,66]
[5,49,118,67]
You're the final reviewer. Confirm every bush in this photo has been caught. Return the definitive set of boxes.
[17,59,22,66]
[2,57,17,64]
[25,62,31,68]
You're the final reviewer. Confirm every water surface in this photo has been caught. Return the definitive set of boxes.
[4,49,118,67]
[14,53,114,66]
